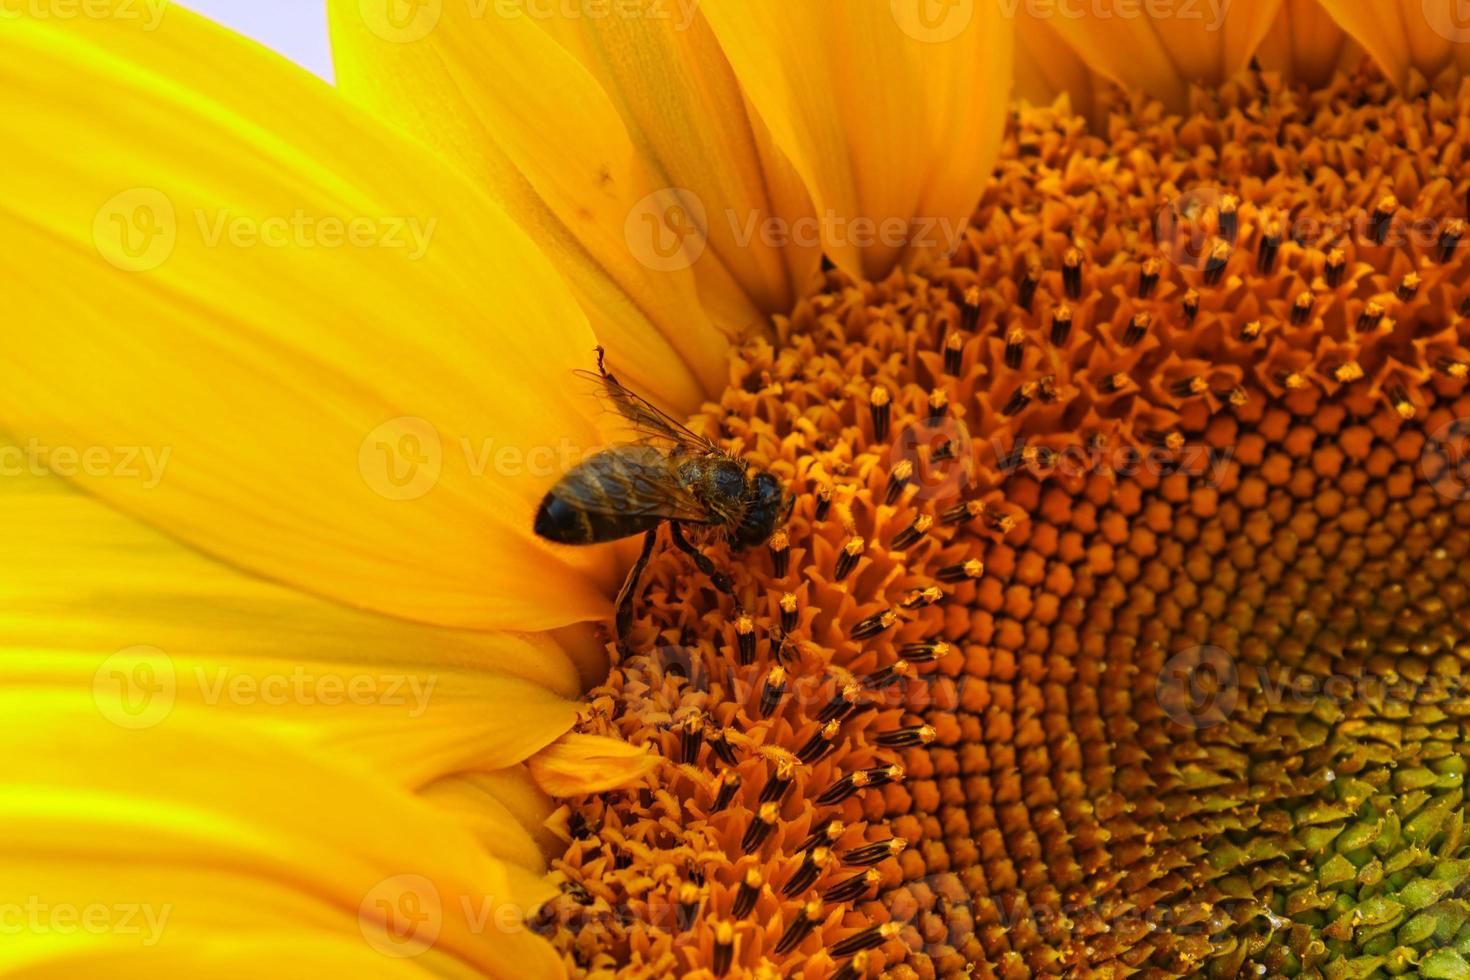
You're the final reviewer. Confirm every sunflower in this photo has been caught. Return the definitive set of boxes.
[4,0,1470,977]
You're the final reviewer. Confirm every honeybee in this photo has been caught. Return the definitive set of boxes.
[534,347,792,653]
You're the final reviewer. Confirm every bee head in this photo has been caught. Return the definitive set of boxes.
[733,470,789,549]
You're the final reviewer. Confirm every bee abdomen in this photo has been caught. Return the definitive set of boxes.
[535,493,662,545]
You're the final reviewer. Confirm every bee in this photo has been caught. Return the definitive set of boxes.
[534,347,792,653]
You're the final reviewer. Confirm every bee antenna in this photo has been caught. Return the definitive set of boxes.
[594,345,608,376]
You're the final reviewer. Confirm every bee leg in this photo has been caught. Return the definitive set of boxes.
[615,529,659,657]
[670,521,743,613]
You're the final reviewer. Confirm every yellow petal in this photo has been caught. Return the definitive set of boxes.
[698,0,1014,280]
[1014,12,1104,122]
[1254,0,1366,88]
[0,3,619,633]
[0,442,583,799]
[1022,0,1282,112]
[328,0,737,412]
[1,695,563,977]
[1316,0,1470,85]
[528,733,661,797]
[419,770,558,871]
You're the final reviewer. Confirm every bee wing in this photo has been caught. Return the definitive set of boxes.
[548,445,712,523]
[573,367,719,454]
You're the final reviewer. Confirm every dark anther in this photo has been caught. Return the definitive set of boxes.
[1138,257,1160,299]
[868,386,891,443]
[891,516,932,550]
[936,559,983,583]
[943,331,964,375]
[758,667,787,719]
[850,609,897,641]
[796,719,841,764]
[773,900,821,955]
[782,847,829,898]
[741,801,779,853]
[900,639,950,662]
[884,461,912,505]
[876,724,937,748]
[813,483,832,522]
[710,772,740,814]
[842,838,906,867]
[734,615,756,666]
[732,869,762,918]
[834,537,863,582]
[1051,304,1073,346]
[1062,248,1083,299]
[1122,312,1150,347]
[769,530,789,577]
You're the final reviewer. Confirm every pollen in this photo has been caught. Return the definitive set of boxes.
[541,66,1470,979]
